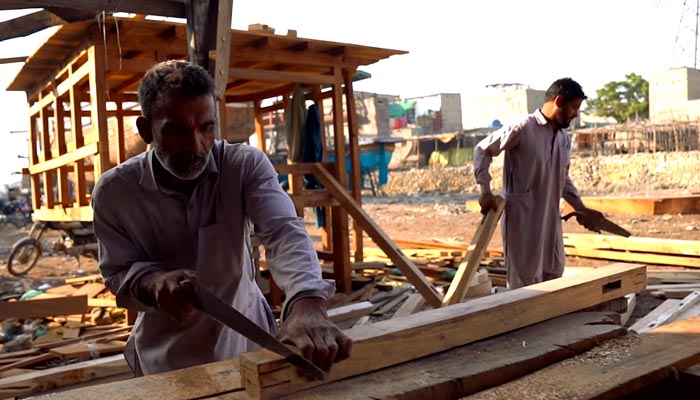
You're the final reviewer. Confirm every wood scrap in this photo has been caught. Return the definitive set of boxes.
[0,295,88,319]
[64,274,103,285]
[72,282,107,298]
[238,263,646,399]
[49,340,126,359]
[391,293,425,318]
[466,317,700,400]
[626,290,700,334]
[326,301,373,323]
[647,269,700,284]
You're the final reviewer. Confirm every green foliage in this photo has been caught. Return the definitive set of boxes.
[585,73,649,123]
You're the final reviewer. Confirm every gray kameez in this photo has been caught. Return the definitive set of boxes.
[474,110,585,289]
[92,141,334,375]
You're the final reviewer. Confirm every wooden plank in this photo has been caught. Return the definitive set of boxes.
[467,317,700,400]
[326,301,374,323]
[647,269,700,283]
[0,353,55,374]
[7,0,186,18]
[88,298,118,308]
[33,205,93,222]
[35,326,131,350]
[0,354,131,399]
[49,340,126,359]
[312,163,442,308]
[630,291,700,333]
[229,67,336,85]
[562,195,700,216]
[65,274,103,284]
[33,358,238,400]
[391,293,425,318]
[0,295,88,319]
[564,233,700,257]
[565,246,700,268]
[629,299,681,333]
[442,196,505,306]
[261,312,625,400]
[45,284,79,296]
[73,282,107,298]
[238,263,646,398]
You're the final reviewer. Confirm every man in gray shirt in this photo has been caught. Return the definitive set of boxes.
[474,78,601,289]
[92,60,351,375]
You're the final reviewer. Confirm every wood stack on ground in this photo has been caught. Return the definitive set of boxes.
[38,263,692,400]
[0,274,133,398]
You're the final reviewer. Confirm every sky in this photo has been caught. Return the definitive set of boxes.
[0,0,696,185]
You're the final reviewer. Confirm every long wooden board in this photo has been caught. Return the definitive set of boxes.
[466,316,700,400]
[254,312,626,400]
[564,233,700,257]
[443,196,505,305]
[239,263,646,399]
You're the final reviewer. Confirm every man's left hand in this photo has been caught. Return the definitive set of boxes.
[278,297,353,373]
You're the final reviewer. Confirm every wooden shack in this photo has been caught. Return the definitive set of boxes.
[6,17,442,303]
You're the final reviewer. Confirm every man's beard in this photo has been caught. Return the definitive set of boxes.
[153,144,210,181]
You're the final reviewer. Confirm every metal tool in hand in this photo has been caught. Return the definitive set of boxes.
[561,211,631,237]
[189,280,327,381]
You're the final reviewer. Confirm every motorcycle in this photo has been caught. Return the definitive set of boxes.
[6,221,98,276]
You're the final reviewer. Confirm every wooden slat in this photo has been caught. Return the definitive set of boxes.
[467,317,700,400]
[49,341,126,359]
[229,67,335,85]
[33,205,93,222]
[565,246,700,268]
[443,196,505,306]
[239,263,646,398]
[562,195,700,216]
[629,291,700,333]
[312,163,442,308]
[0,295,88,320]
[28,143,98,175]
[0,354,131,399]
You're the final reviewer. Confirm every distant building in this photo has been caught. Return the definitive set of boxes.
[649,67,700,123]
[388,93,463,136]
[463,86,545,129]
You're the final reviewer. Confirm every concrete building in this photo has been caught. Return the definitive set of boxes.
[649,67,700,123]
[389,93,463,136]
[463,87,545,129]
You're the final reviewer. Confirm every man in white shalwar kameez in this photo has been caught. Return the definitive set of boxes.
[474,78,600,289]
[93,61,352,375]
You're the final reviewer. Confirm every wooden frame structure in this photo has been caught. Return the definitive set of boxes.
[4,17,443,300]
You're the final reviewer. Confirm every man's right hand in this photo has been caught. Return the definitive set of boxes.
[478,191,497,215]
[136,269,198,324]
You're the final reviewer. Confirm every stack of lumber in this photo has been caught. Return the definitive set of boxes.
[645,269,700,299]
[34,263,656,399]
[0,274,133,398]
[564,233,700,268]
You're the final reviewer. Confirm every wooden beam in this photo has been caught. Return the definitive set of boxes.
[229,67,335,85]
[343,68,363,263]
[442,196,505,306]
[0,10,65,42]
[564,233,700,257]
[565,246,700,268]
[469,317,700,400]
[312,163,442,308]
[563,195,700,216]
[6,0,186,18]
[239,263,646,398]
[275,312,625,399]
[88,37,111,179]
[28,143,98,175]
[33,205,93,222]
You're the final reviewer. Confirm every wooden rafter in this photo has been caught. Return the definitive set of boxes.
[0,0,185,18]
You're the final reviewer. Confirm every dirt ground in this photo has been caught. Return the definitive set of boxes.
[1,189,698,325]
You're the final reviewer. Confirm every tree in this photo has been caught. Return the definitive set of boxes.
[585,73,649,123]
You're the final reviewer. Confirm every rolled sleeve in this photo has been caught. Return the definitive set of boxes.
[474,124,521,191]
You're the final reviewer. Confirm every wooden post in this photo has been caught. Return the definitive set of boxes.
[88,38,110,180]
[343,68,363,263]
[114,95,127,164]
[253,100,265,152]
[331,68,351,294]
[185,0,233,141]
[53,97,71,205]
[39,98,54,209]
[28,114,41,211]
[69,76,88,207]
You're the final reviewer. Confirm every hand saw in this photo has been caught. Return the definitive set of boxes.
[189,280,327,380]
[561,211,631,237]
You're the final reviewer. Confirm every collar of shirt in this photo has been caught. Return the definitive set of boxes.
[138,145,220,192]
[534,108,549,126]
